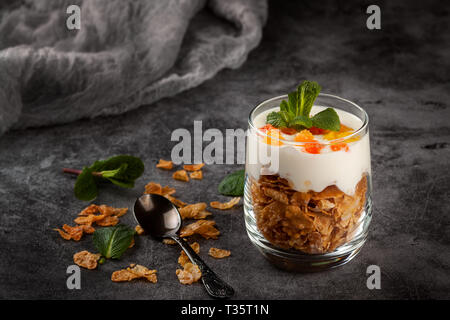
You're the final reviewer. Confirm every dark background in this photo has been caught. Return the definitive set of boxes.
[0,0,449,299]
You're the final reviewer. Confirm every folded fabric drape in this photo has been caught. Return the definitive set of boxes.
[0,0,267,135]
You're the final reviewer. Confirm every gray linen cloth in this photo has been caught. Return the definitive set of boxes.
[0,0,267,135]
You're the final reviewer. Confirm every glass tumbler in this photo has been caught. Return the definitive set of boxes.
[244,93,372,272]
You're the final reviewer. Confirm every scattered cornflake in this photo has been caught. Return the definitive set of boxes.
[73,250,101,269]
[111,264,157,283]
[81,224,96,234]
[54,224,84,241]
[173,170,189,182]
[74,204,128,228]
[97,205,128,217]
[74,214,105,226]
[189,170,203,180]
[179,203,211,219]
[128,238,135,248]
[183,163,205,171]
[178,242,200,266]
[78,204,99,216]
[210,197,240,210]
[156,159,173,170]
[135,225,145,235]
[54,228,71,241]
[176,263,202,285]
[144,182,176,196]
[166,195,187,208]
[111,269,140,282]
[95,215,119,227]
[208,247,231,259]
[162,239,177,245]
[180,220,220,239]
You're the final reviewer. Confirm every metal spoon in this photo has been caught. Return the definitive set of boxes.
[133,193,234,299]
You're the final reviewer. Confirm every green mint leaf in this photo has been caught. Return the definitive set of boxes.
[218,169,245,196]
[279,110,294,125]
[287,92,299,115]
[280,100,289,113]
[73,155,145,201]
[266,112,287,128]
[100,163,136,188]
[91,155,144,182]
[311,108,341,131]
[291,115,313,128]
[74,167,98,201]
[298,80,321,117]
[93,224,135,259]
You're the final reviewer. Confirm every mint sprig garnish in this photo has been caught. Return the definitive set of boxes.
[93,224,136,260]
[266,80,340,132]
[63,155,145,201]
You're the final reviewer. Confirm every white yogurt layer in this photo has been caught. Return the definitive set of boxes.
[246,106,371,196]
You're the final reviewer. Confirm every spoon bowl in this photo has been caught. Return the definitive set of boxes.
[133,194,181,238]
[133,194,234,299]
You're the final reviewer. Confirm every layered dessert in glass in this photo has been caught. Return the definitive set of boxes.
[244,81,372,271]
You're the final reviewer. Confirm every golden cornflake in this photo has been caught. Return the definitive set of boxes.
[180,220,220,239]
[162,239,177,245]
[54,224,84,241]
[179,203,211,220]
[178,242,200,266]
[166,195,187,208]
[210,197,240,210]
[111,264,157,283]
[74,204,128,228]
[74,214,105,226]
[144,182,176,196]
[111,269,140,282]
[176,262,202,285]
[208,248,231,259]
[173,170,189,182]
[183,163,205,171]
[78,204,99,216]
[97,205,128,217]
[95,215,119,227]
[189,170,203,180]
[73,250,101,270]
[135,225,145,235]
[156,159,173,170]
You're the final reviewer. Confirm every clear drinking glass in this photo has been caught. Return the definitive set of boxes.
[244,93,372,272]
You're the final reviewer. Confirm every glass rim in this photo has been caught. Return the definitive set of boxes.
[248,93,369,145]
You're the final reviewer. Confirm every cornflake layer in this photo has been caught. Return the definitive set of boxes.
[251,174,367,254]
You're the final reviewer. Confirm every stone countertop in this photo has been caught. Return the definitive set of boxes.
[0,0,449,299]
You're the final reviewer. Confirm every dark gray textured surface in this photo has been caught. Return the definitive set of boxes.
[0,0,449,299]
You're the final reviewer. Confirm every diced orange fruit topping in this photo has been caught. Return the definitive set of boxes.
[323,124,356,141]
[263,129,283,146]
[309,127,329,135]
[259,124,276,133]
[280,127,297,135]
[294,129,316,142]
[330,142,349,152]
[303,143,324,154]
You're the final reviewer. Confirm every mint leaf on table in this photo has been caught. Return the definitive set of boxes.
[265,80,340,132]
[74,167,98,201]
[311,108,341,132]
[65,155,145,201]
[93,224,136,260]
[218,169,245,196]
